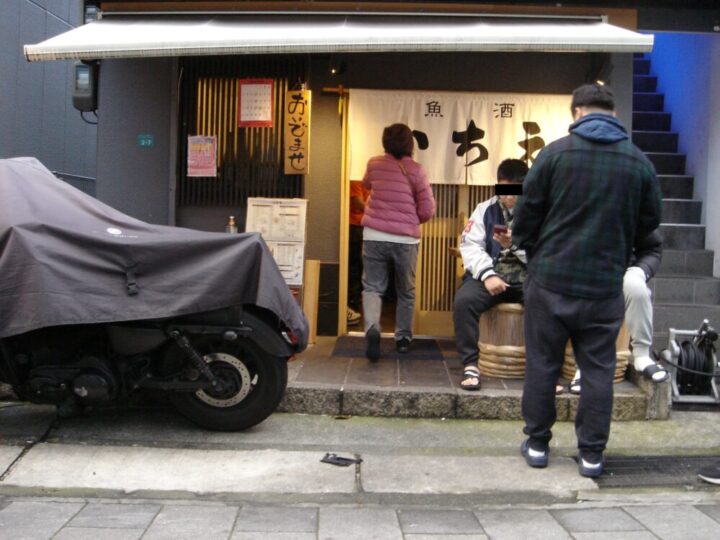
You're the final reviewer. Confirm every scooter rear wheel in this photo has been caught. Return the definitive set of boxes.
[164,336,287,431]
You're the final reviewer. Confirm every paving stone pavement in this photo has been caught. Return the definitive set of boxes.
[0,497,719,540]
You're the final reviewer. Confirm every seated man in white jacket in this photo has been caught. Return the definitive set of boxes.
[454,159,528,390]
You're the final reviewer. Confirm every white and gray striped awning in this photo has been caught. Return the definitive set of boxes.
[24,14,653,62]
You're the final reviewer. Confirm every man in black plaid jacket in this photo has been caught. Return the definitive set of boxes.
[512,83,662,478]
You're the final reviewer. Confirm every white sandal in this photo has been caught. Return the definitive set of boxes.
[460,366,481,391]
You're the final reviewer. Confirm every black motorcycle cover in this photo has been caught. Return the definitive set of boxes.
[0,157,308,349]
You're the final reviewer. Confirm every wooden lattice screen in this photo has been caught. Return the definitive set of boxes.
[418,184,494,313]
[177,56,308,206]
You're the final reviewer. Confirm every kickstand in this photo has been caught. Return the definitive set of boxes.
[320,453,362,467]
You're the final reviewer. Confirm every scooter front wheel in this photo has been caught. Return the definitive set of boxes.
[164,336,288,431]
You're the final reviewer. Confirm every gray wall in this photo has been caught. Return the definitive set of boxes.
[0,0,96,177]
[305,51,634,262]
[648,33,714,215]
[96,59,174,224]
[639,7,720,33]
[702,37,720,277]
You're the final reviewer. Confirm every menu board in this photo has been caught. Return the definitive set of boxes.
[246,198,307,285]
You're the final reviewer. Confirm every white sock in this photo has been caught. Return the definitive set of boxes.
[633,345,653,372]
[634,353,667,381]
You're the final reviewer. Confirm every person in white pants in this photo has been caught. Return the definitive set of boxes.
[569,230,669,394]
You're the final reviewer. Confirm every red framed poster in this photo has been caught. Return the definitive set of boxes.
[238,78,274,128]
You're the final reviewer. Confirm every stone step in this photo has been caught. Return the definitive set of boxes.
[283,337,670,422]
[661,198,702,224]
[646,152,687,175]
[650,275,720,305]
[633,75,657,93]
[659,175,694,199]
[633,111,671,131]
[633,92,665,112]
[657,249,714,277]
[634,58,651,75]
[281,381,653,422]
[653,303,720,337]
[658,223,705,249]
[632,130,678,153]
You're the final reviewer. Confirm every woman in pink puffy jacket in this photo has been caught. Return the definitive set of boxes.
[361,123,436,361]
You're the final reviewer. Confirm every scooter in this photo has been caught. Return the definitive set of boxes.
[0,157,309,431]
[0,304,298,431]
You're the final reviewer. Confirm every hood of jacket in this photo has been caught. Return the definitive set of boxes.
[569,112,628,143]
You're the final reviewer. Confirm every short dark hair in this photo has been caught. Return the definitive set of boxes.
[382,123,414,159]
[571,83,615,112]
[497,158,528,183]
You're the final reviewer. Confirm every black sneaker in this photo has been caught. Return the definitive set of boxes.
[396,337,410,354]
[578,452,604,478]
[521,439,548,468]
[366,327,380,362]
[698,462,720,485]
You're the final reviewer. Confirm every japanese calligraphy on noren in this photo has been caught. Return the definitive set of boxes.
[238,78,274,127]
[284,90,311,175]
[347,89,571,185]
[412,130,430,150]
[425,100,443,117]
[493,102,515,118]
[452,120,489,167]
[518,121,546,163]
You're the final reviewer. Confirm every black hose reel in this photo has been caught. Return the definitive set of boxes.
[659,320,719,404]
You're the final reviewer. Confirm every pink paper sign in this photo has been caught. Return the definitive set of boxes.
[187,135,217,177]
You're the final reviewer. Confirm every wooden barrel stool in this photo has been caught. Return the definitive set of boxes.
[561,321,631,383]
[478,303,526,379]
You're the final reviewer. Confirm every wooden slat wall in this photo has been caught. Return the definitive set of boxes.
[469,185,495,212]
[177,56,307,206]
[418,184,494,313]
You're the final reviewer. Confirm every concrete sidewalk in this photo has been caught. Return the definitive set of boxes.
[0,403,718,506]
[0,402,719,539]
[0,495,720,540]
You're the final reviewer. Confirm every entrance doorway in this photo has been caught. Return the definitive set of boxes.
[336,90,494,337]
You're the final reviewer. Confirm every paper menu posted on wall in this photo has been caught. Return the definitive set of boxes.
[246,202,274,238]
[245,199,306,242]
[268,243,305,285]
[238,78,274,128]
[187,135,217,177]
[245,198,307,286]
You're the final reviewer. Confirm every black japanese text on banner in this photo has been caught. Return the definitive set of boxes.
[284,89,311,175]
[347,89,571,185]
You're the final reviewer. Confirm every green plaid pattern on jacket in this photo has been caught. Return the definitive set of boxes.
[513,114,662,299]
